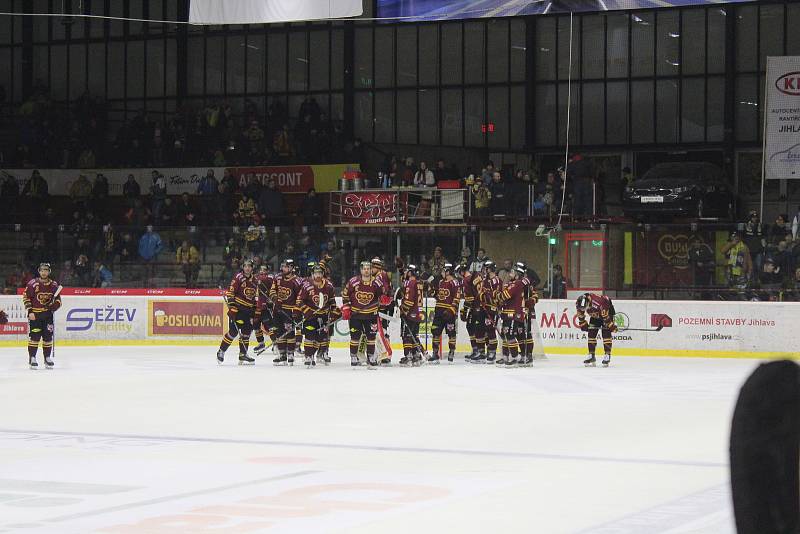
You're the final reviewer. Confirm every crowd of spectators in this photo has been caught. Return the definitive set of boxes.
[4,87,359,169]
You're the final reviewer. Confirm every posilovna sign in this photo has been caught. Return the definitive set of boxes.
[765,56,800,180]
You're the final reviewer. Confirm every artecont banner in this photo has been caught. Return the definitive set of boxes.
[0,164,358,196]
[765,56,800,180]
[0,293,798,358]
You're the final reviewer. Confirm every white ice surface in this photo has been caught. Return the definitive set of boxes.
[0,347,760,533]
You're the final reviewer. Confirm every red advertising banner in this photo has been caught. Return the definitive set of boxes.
[148,301,225,336]
[0,323,27,335]
[338,192,403,224]
[228,166,315,193]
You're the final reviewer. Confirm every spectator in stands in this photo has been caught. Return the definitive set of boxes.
[197,169,219,224]
[273,124,293,162]
[92,260,113,288]
[217,257,240,289]
[742,210,765,272]
[138,225,164,282]
[434,160,449,182]
[123,174,141,206]
[0,172,19,219]
[41,207,58,253]
[791,205,800,240]
[245,216,266,255]
[55,260,75,288]
[242,174,262,201]
[482,161,495,186]
[235,193,256,225]
[4,263,31,294]
[473,180,491,218]
[176,240,201,288]
[788,267,800,301]
[243,120,265,156]
[489,171,507,216]
[398,157,415,187]
[24,238,47,275]
[300,188,323,228]
[428,246,448,274]
[21,170,48,199]
[258,179,285,224]
[688,237,716,298]
[498,259,514,284]
[124,198,151,230]
[77,147,96,168]
[219,168,238,223]
[69,174,92,211]
[91,173,109,207]
[414,161,435,188]
[117,232,138,266]
[722,231,752,289]
[149,170,167,222]
[223,237,243,268]
[469,248,488,273]
[550,264,568,298]
[176,192,198,226]
[767,214,789,247]
[74,254,92,287]
[158,197,177,227]
[772,240,791,276]
[99,222,116,264]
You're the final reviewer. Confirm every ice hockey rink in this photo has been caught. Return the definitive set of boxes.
[0,346,761,533]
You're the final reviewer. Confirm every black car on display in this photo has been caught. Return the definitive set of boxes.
[622,162,735,220]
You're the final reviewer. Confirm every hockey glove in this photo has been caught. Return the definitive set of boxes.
[579,322,588,332]
[227,306,239,320]
[608,323,618,333]
[341,305,351,321]
[379,294,392,307]
[459,307,469,323]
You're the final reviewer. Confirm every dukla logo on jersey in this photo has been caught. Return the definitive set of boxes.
[277,286,292,302]
[355,291,374,305]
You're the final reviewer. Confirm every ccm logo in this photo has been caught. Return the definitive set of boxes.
[776,72,800,96]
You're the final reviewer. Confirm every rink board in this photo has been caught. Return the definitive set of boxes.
[0,291,797,359]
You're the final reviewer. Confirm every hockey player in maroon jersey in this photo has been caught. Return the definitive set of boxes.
[429,263,462,364]
[316,258,338,365]
[293,261,317,357]
[398,264,424,367]
[217,258,257,365]
[253,264,276,355]
[458,263,484,362]
[371,257,394,365]
[22,263,62,369]
[517,261,539,367]
[270,259,303,366]
[341,261,385,368]
[575,292,617,367]
[496,263,529,367]
[477,259,502,363]
[296,264,337,368]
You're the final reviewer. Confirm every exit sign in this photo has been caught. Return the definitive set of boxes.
[481,123,495,133]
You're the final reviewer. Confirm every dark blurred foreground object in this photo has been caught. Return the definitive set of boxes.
[730,360,799,534]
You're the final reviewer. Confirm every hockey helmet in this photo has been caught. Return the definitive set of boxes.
[514,262,527,276]
[575,294,590,311]
[442,262,455,276]
[456,263,469,274]
[311,263,325,275]
[38,262,51,271]
[281,258,295,269]
[406,264,419,277]
[242,258,254,267]
[370,257,385,269]
[483,260,497,272]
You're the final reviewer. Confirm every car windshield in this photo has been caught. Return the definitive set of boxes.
[637,163,722,184]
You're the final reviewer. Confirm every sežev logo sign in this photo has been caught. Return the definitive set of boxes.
[66,307,137,331]
[775,72,800,96]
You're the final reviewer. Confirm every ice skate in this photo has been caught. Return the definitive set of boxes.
[427,354,440,365]
[411,352,423,367]
[29,355,38,369]
[584,355,596,367]
[485,352,496,364]
[304,355,313,368]
[44,355,54,369]
[471,351,486,364]
[399,356,411,367]
[253,342,266,355]
[367,355,378,370]
[287,353,295,366]
[602,354,611,367]
[320,352,331,366]
[447,350,455,363]
[273,354,287,366]
[495,356,507,365]
[465,349,477,363]
[216,349,225,364]
[379,357,392,367]
[238,353,255,365]
[505,356,518,368]
[351,355,360,367]
[519,355,534,368]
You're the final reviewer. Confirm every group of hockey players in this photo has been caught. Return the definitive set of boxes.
[22,256,618,370]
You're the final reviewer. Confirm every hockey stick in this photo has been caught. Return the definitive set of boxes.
[379,312,431,360]
[619,326,664,332]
